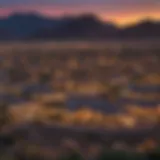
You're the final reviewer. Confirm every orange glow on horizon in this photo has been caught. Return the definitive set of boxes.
[100,13,160,27]
[98,4,160,26]
[0,4,160,26]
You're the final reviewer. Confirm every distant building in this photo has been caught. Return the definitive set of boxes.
[121,83,160,109]
[9,101,41,124]
[66,95,119,114]
[36,92,67,109]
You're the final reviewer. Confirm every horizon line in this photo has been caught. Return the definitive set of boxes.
[0,11,160,28]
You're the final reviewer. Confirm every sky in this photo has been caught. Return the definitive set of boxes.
[0,0,160,26]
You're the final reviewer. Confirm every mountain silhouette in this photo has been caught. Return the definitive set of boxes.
[32,14,118,40]
[0,13,159,40]
[120,20,160,38]
[0,28,11,40]
[0,13,61,39]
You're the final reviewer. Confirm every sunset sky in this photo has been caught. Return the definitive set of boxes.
[0,0,160,26]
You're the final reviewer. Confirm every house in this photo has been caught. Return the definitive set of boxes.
[9,101,41,124]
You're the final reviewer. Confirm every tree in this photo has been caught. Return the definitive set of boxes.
[108,85,122,102]
[0,103,10,131]
[97,149,147,160]
[39,72,51,84]
[58,149,84,160]
[145,141,160,160]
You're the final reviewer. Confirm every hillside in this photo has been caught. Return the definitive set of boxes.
[0,13,160,40]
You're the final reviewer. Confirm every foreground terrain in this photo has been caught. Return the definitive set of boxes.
[0,41,160,159]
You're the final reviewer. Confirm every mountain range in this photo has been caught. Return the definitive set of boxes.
[0,13,160,40]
